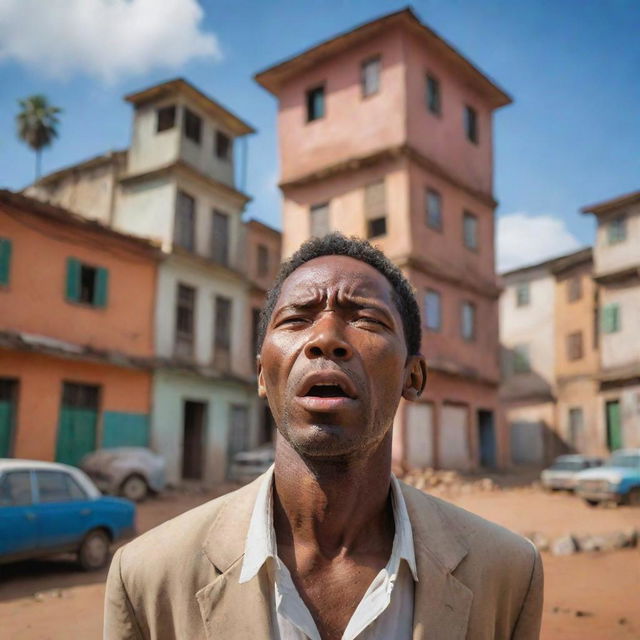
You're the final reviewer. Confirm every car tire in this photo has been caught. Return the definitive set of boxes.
[584,499,599,508]
[120,474,148,502]
[78,529,110,571]
[626,487,640,507]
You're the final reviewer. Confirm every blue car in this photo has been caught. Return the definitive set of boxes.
[575,449,640,507]
[0,459,136,570]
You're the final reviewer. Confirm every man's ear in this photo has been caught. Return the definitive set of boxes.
[257,355,267,398]
[402,354,427,401]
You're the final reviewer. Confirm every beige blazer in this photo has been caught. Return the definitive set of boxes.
[104,474,543,639]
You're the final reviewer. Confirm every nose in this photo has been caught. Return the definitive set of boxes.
[303,313,353,361]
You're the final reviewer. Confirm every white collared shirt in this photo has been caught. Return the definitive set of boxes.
[239,466,418,640]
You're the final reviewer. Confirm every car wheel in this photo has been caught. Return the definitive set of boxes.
[584,499,599,507]
[626,487,640,507]
[120,474,148,502]
[78,529,110,571]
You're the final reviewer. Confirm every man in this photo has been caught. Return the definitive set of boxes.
[105,233,543,640]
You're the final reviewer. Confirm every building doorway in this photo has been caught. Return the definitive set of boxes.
[0,379,18,457]
[405,403,434,468]
[182,400,207,480]
[606,400,623,451]
[477,410,496,468]
[56,382,100,467]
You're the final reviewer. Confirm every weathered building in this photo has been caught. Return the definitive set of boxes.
[0,191,159,465]
[26,78,276,485]
[582,190,640,451]
[255,8,511,470]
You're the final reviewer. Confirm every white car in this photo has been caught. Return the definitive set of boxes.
[228,444,274,483]
[540,455,603,491]
[81,448,166,502]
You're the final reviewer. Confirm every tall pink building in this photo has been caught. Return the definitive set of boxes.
[255,8,511,469]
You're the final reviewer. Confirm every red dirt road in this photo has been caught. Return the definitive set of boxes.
[1,486,638,639]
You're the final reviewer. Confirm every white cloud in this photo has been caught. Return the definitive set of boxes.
[0,0,220,83]
[497,213,582,273]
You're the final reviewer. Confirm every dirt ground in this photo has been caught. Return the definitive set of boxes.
[1,483,638,640]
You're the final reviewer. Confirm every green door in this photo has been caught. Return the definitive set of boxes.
[55,383,100,467]
[0,379,18,457]
[606,400,623,451]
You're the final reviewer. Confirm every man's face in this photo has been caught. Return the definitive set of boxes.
[258,255,425,459]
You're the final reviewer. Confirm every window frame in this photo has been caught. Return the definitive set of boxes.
[515,282,530,307]
[464,105,478,144]
[424,289,442,332]
[601,303,621,334]
[306,85,325,123]
[309,202,330,238]
[210,209,230,266]
[256,244,269,278]
[183,107,202,144]
[426,74,441,115]
[175,283,196,356]
[461,301,476,342]
[65,258,108,308]
[215,130,232,161]
[425,188,442,231]
[463,210,478,251]
[174,190,196,252]
[607,214,627,245]
[0,237,12,287]
[567,275,582,303]
[566,331,584,361]
[361,56,381,98]
[156,105,176,133]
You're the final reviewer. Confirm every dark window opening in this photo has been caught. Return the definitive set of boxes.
[215,131,231,160]
[567,331,584,361]
[367,217,387,238]
[211,210,229,266]
[79,265,97,305]
[567,276,582,302]
[426,189,442,230]
[464,105,478,144]
[183,108,202,144]
[213,296,232,371]
[426,75,441,114]
[306,86,325,122]
[463,210,478,250]
[156,105,176,132]
[175,191,196,252]
[257,244,269,277]
[310,203,330,237]
[175,283,196,357]
[361,57,380,97]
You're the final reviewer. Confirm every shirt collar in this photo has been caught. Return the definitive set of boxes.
[239,464,418,584]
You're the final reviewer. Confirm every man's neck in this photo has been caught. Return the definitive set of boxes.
[272,433,394,556]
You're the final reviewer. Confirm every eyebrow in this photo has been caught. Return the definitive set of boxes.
[273,295,396,325]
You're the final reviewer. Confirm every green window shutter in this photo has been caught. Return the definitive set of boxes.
[94,267,109,307]
[602,304,621,334]
[0,238,12,286]
[65,258,81,302]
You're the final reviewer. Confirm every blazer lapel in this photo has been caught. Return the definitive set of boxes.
[196,474,273,640]
[401,483,474,640]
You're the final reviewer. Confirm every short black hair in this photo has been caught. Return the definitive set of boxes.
[257,233,422,355]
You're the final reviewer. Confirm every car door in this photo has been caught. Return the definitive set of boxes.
[33,470,94,551]
[0,470,38,556]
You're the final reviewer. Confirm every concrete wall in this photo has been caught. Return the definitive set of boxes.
[404,32,494,195]
[506,402,556,465]
[594,202,640,275]
[0,350,151,460]
[556,377,604,455]
[599,282,640,371]
[151,370,258,485]
[155,256,253,379]
[278,28,407,183]
[0,204,156,358]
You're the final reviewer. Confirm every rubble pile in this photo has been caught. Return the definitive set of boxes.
[399,467,500,495]
[523,529,638,556]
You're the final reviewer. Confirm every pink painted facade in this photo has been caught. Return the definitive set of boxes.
[256,9,510,469]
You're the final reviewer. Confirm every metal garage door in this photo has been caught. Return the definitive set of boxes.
[439,405,470,470]
[405,403,434,468]
[510,421,544,464]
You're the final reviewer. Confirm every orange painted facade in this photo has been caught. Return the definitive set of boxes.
[256,9,510,469]
[0,191,159,461]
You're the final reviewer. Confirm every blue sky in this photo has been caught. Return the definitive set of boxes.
[1,0,638,271]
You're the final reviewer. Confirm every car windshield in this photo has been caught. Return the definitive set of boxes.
[550,460,586,471]
[607,454,640,469]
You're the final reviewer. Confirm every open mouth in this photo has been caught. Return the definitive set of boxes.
[305,383,350,398]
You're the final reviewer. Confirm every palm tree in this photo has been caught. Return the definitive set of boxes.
[16,95,63,180]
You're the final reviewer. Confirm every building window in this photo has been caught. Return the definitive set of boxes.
[567,276,582,302]
[213,295,232,371]
[175,283,196,357]
[426,74,441,115]
[227,405,250,463]
[306,86,325,122]
[0,237,12,286]
[516,282,530,307]
[567,331,584,361]
[513,344,531,373]
[257,244,269,277]
[607,215,627,244]
[65,258,108,307]
[602,303,621,333]
[464,105,478,144]
[215,131,231,160]
[425,189,442,230]
[463,211,478,250]
[361,57,380,97]
[309,202,330,238]
[0,378,18,458]
[461,301,476,341]
[174,191,196,252]
[568,407,584,449]
[365,180,386,238]
[156,105,176,133]
[424,290,441,331]
[251,307,261,359]
[211,210,229,266]
[183,108,202,144]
